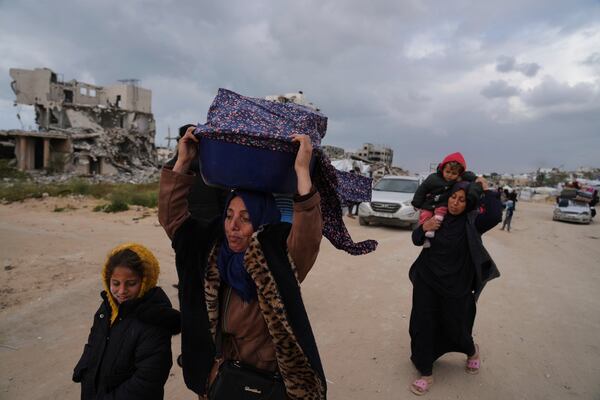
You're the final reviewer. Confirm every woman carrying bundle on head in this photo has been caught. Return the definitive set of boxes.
[158,127,327,399]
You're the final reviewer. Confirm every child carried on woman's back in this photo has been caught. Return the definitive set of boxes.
[412,152,477,247]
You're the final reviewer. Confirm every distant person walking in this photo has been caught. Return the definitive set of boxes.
[508,190,518,211]
[407,178,502,395]
[501,199,514,232]
[346,166,362,218]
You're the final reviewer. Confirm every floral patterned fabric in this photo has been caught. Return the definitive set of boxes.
[335,170,373,205]
[195,88,327,143]
[194,88,378,255]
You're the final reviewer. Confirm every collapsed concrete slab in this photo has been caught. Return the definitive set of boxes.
[1,68,157,178]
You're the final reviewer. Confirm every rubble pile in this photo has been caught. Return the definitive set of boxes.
[1,68,158,181]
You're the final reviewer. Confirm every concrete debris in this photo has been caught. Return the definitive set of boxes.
[0,68,158,182]
[265,91,320,111]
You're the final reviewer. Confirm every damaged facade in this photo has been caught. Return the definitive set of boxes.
[0,68,157,175]
[356,143,393,166]
[265,91,320,111]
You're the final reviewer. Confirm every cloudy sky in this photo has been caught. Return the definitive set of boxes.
[1,0,599,173]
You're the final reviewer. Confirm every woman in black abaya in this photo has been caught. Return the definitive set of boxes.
[408,178,502,395]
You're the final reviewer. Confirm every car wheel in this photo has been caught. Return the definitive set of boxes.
[358,217,369,226]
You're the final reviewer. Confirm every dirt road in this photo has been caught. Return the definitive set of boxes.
[1,197,599,399]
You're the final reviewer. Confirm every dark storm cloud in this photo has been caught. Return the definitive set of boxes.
[516,62,541,77]
[481,80,520,98]
[495,55,541,77]
[1,0,600,173]
[496,55,517,72]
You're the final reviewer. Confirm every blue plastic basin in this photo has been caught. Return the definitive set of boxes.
[198,138,314,194]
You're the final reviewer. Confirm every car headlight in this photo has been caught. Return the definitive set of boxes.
[402,201,412,207]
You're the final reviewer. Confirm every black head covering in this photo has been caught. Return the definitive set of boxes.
[419,180,475,297]
[450,181,477,213]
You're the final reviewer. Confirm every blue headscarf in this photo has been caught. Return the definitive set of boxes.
[217,190,281,302]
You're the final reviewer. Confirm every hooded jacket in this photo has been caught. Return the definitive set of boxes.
[73,243,181,400]
[412,152,478,211]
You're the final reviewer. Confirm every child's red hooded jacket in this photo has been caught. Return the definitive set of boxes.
[412,152,477,211]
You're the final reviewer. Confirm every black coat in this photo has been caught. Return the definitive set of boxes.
[412,171,477,210]
[73,287,181,400]
[171,217,326,396]
[410,190,502,300]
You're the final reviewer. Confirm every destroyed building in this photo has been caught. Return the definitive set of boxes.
[265,91,320,111]
[356,143,394,166]
[0,68,157,176]
[321,145,346,160]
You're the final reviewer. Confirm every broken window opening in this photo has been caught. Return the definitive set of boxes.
[64,90,73,103]
[34,138,44,169]
[80,87,87,96]
[115,95,121,108]
[89,157,101,175]
[89,89,96,97]
[50,109,59,124]
[0,141,15,159]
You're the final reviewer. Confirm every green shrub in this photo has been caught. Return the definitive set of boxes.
[54,204,77,212]
[129,191,158,208]
[0,178,159,207]
[69,179,91,195]
[105,199,129,213]
[46,154,66,174]
[0,160,29,180]
[0,182,44,202]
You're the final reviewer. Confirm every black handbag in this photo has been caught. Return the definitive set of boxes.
[208,287,287,399]
[208,359,287,399]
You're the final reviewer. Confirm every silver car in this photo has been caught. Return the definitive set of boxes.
[553,199,592,224]
[358,175,421,228]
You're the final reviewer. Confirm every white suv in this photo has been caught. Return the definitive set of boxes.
[358,175,421,228]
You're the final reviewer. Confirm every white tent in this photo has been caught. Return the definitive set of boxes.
[330,159,370,175]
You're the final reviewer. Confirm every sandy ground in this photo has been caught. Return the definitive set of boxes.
[1,196,599,400]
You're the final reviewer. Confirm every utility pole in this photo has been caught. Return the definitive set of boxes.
[165,126,179,149]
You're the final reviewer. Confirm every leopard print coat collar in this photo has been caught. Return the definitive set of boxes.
[204,228,326,400]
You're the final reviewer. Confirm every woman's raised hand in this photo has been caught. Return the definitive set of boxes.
[173,126,199,174]
[475,176,489,191]
[291,134,313,196]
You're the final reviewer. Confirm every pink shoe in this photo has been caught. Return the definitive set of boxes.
[466,344,481,374]
[410,378,432,395]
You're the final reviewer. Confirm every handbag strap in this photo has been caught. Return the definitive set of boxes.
[215,320,224,359]
[214,286,229,360]
[215,285,236,360]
